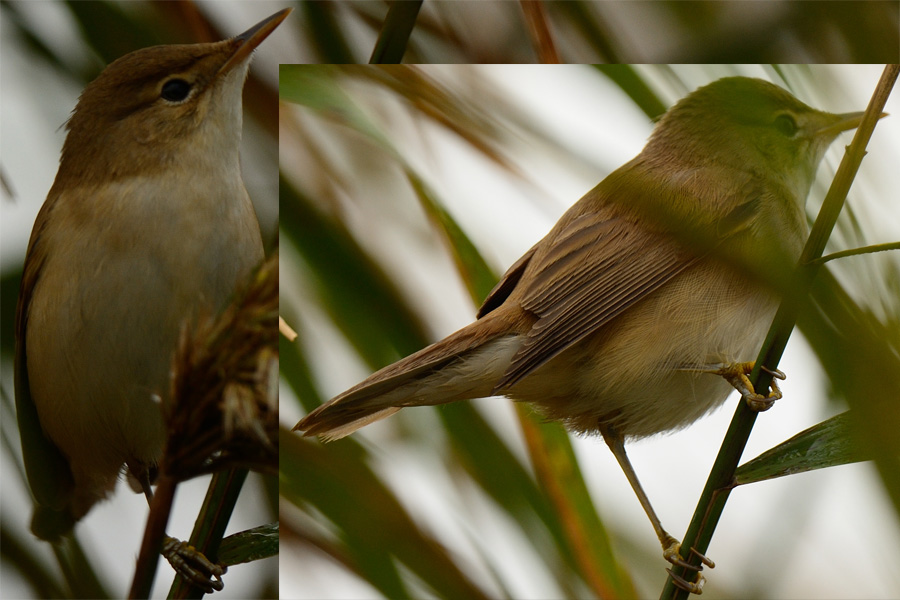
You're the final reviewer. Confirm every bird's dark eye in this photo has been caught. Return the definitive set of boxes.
[773,113,797,137]
[161,78,192,102]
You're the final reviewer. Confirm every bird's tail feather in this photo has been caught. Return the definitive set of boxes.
[295,314,519,440]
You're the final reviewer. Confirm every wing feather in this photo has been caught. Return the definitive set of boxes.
[495,213,698,390]
[14,195,77,539]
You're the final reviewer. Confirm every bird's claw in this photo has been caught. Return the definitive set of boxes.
[667,568,705,595]
[706,362,784,412]
[663,537,714,595]
[162,536,226,594]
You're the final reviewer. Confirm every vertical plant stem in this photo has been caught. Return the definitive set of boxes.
[370,0,423,64]
[169,468,249,599]
[130,474,177,599]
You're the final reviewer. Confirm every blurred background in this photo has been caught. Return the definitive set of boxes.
[0,2,284,598]
[287,0,899,64]
[280,65,900,599]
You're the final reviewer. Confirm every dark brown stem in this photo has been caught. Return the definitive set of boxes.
[130,474,178,599]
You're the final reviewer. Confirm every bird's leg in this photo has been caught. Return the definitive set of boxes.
[600,427,714,595]
[128,463,226,593]
[682,362,785,412]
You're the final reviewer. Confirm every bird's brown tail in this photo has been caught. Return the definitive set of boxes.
[294,313,519,440]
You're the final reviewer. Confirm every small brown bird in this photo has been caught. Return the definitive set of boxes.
[15,8,288,556]
[295,76,867,591]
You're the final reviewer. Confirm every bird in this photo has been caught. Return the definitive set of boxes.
[294,76,867,592]
[14,8,289,589]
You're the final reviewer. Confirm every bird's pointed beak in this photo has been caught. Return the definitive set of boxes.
[817,110,888,137]
[218,8,291,76]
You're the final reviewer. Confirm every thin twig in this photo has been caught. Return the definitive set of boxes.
[809,240,900,265]
[129,475,177,599]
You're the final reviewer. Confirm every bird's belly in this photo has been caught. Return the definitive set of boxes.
[509,263,777,438]
[25,206,260,513]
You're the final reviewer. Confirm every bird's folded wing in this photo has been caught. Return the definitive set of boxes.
[14,199,76,535]
[495,212,699,390]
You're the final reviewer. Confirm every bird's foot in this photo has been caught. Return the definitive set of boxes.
[162,536,226,594]
[662,536,714,595]
[688,361,785,412]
